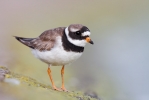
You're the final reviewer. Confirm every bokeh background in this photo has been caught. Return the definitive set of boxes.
[0,0,149,100]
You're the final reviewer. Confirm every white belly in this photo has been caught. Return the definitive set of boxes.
[31,44,82,66]
[32,48,82,66]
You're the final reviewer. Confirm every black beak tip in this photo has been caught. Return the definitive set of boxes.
[90,40,94,45]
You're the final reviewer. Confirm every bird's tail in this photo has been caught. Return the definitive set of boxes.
[14,36,35,49]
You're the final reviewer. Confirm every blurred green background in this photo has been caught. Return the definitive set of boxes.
[0,0,149,100]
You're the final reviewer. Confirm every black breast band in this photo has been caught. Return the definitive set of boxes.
[62,29,84,53]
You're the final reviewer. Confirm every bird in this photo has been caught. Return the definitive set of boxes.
[14,24,94,92]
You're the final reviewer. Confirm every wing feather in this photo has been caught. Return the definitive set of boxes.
[31,27,65,51]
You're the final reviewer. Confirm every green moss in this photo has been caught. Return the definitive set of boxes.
[0,66,99,100]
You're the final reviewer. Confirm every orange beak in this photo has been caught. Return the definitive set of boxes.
[86,37,94,44]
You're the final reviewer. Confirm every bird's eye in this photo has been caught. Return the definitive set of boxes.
[75,31,81,35]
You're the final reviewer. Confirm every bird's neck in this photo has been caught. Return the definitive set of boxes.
[62,29,84,53]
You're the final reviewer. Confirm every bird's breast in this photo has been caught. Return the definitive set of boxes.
[31,46,82,66]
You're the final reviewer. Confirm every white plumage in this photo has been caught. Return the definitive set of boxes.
[82,31,91,36]
[32,36,82,66]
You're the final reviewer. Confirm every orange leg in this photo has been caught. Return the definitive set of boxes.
[61,65,68,92]
[47,67,61,91]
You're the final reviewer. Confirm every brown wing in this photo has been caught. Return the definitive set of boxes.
[30,27,65,51]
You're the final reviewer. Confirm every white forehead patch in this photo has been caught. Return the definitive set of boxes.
[65,27,87,47]
[82,31,91,36]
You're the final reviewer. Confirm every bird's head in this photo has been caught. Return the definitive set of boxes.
[65,24,94,47]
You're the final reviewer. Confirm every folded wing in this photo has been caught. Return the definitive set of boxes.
[14,27,65,51]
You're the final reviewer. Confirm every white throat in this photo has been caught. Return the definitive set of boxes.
[65,27,87,47]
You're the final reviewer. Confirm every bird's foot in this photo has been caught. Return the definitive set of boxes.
[52,86,62,91]
[61,87,69,92]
